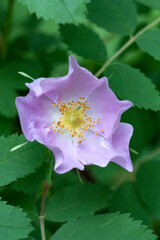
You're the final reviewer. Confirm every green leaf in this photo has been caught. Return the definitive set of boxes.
[18,0,90,24]
[25,237,36,240]
[87,0,137,35]
[11,166,45,196]
[51,213,156,240]
[60,24,107,62]
[109,182,152,227]
[0,200,33,240]
[135,0,160,9]
[46,183,112,222]
[137,161,160,221]
[105,63,160,110]
[136,29,160,61]
[88,164,123,186]
[52,170,83,192]
[0,60,43,118]
[0,190,38,220]
[0,134,47,187]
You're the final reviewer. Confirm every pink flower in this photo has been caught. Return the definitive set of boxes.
[16,56,133,174]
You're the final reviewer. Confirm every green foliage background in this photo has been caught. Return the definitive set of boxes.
[0,0,160,239]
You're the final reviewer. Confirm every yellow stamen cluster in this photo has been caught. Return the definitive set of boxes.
[50,97,104,143]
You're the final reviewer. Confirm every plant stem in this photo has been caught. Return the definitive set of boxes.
[95,16,160,77]
[39,181,50,240]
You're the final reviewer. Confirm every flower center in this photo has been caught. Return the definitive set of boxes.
[50,97,103,143]
[62,108,85,130]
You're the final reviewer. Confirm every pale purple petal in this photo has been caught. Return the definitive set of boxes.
[16,92,84,173]
[110,123,133,172]
[16,91,60,141]
[26,56,102,103]
[36,129,84,174]
[75,130,112,167]
[86,78,133,139]
[75,123,133,172]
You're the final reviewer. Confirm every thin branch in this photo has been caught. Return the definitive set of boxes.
[39,181,50,240]
[95,16,160,77]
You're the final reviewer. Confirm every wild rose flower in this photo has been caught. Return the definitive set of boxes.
[16,56,133,174]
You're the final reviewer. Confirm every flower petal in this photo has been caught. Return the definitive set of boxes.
[40,130,84,174]
[86,78,133,139]
[75,123,133,172]
[75,130,112,167]
[110,123,133,172]
[26,56,102,103]
[16,91,60,141]
[16,92,84,174]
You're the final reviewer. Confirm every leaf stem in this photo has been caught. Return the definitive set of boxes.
[39,181,50,240]
[95,16,160,77]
